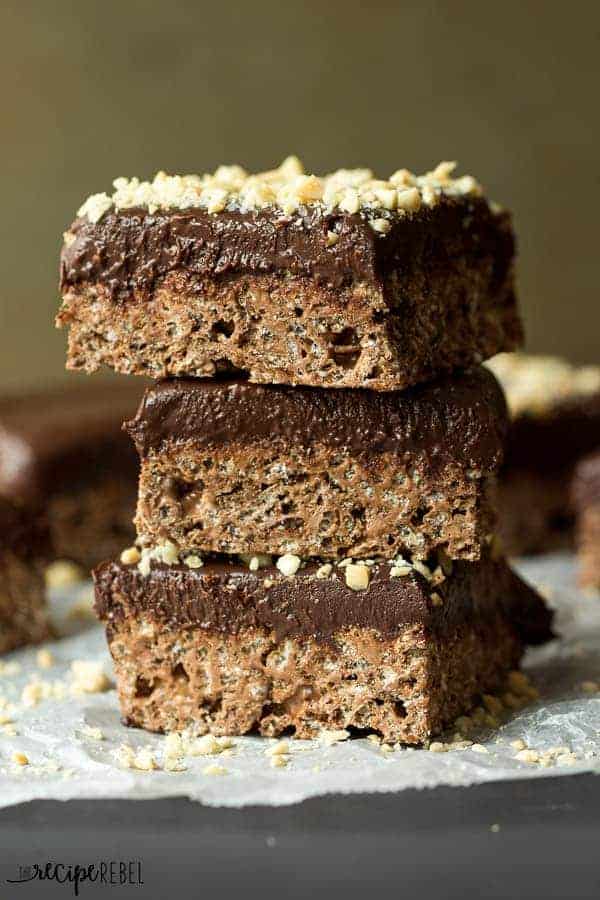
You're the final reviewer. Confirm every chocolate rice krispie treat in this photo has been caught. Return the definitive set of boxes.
[95,553,552,743]
[126,367,508,563]
[488,353,600,556]
[0,498,50,653]
[0,383,142,569]
[58,158,521,392]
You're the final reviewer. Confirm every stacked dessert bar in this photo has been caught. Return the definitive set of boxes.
[58,158,552,743]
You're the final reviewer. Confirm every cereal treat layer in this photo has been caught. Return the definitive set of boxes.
[573,452,600,589]
[94,556,552,743]
[0,384,141,569]
[488,354,600,556]
[127,368,507,562]
[0,499,50,653]
[58,159,521,392]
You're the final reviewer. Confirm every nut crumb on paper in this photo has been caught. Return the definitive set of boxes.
[318,729,350,746]
[265,740,289,757]
[115,744,157,771]
[79,724,104,741]
[36,649,54,669]
[203,764,228,776]
[12,751,29,766]
[186,734,235,756]
[70,660,111,694]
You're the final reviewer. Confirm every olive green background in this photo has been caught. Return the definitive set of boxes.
[1,0,599,392]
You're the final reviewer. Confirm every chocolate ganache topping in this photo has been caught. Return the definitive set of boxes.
[125,367,508,471]
[60,196,508,300]
[94,556,552,647]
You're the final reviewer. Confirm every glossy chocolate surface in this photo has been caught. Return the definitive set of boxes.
[61,197,513,299]
[126,367,508,472]
[95,556,552,647]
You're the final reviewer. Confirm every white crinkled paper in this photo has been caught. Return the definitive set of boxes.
[0,553,599,808]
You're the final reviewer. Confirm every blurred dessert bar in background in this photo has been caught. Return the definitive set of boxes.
[488,353,600,556]
[57,159,522,392]
[0,497,50,652]
[0,382,141,571]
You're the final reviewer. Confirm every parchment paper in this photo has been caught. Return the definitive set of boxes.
[0,553,598,808]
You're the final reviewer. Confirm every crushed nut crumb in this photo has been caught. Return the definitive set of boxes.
[515,749,539,763]
[80,724,104,741]
[115,744,158,770]
[318,729,350,746]
[70,660,111,694]
[120,546,141,565]
[276,554,301,577]
[75,158,484,226]
[185,734,235,756]
[370,217,391,234]
[12,751,29,766]
[412,560,432,581]
[21,682,44,707]
[203,764,228,776]
[132,748,158,771]
[36,649,55,669]
[344,563,370,591]
[240,553,271,571]
[265,740,290,757]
